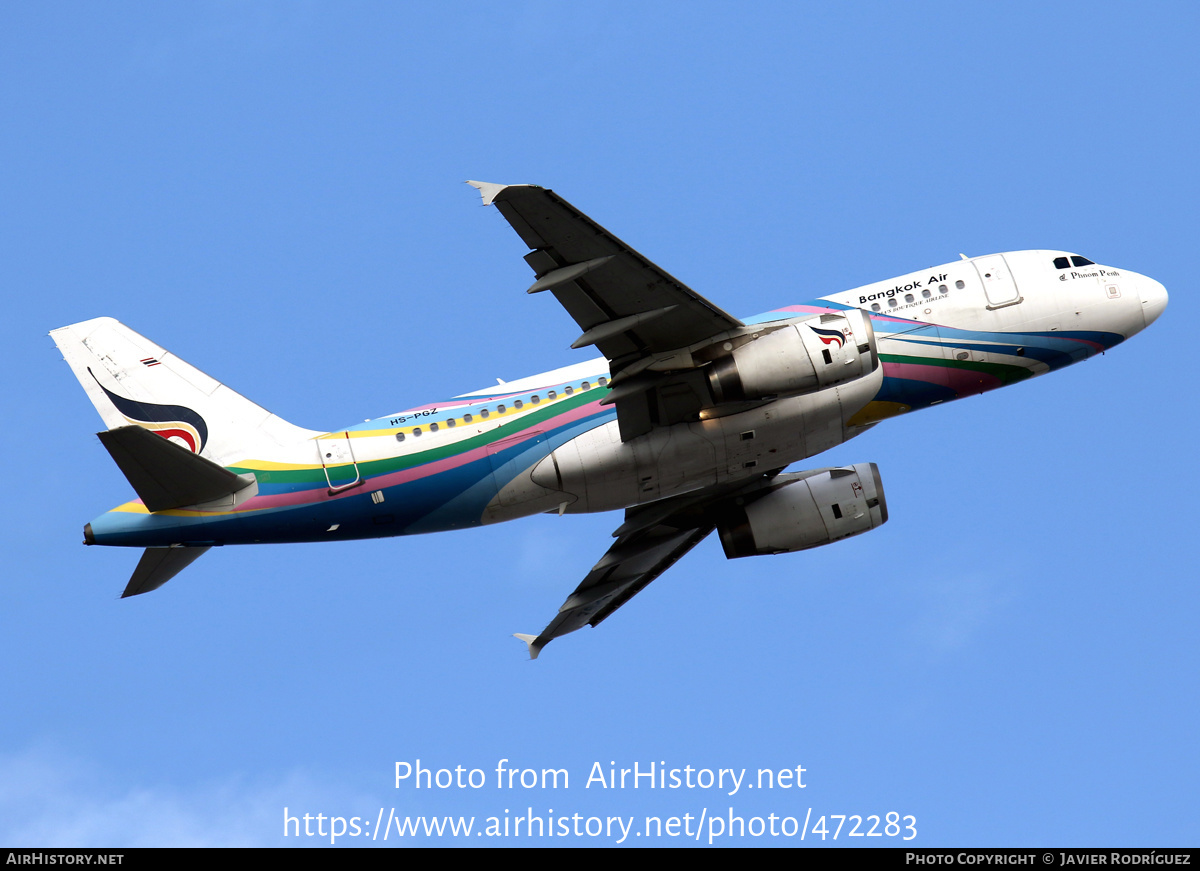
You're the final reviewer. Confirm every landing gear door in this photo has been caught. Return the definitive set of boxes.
[974,254,1022,309]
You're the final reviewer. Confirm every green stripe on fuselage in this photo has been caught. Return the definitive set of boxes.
[879,353,1033,385]
[229,387,604,484]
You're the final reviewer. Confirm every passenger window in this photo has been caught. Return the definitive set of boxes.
[599,377,608,386]
[565,386,574,395]
[413,427,422,437]
[514,400,523,409]
[463,413,473,423]
[904,293,914,303]
[1053,256,1071,269]
[871,302,881,312]
[922,289,931,299]
[430,422,439,433]
[480,409,490,419]
[530,395,540,404]
[395,432,405,442]
[1070,256,1095,267]
[497,404,506,413]
[888,298,898,308]
[955,280,965,289]
[548,390,557,400]
[939,284,948,292]
[447,418,456,428]
[582,381,591,390]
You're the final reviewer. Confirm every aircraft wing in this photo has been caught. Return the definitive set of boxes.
[514,472,782,658]
[470,182,745,436]
[515,515,715,660]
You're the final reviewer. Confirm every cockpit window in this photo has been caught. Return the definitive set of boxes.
[1055,255,1096,269]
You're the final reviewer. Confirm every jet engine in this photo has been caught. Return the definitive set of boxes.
[717,462,887,558]
[707,310,878,403]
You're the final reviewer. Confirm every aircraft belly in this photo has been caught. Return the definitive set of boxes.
[568,423,640,513]
[717,388,845,475]
[529,378,879,516]
[649,423,718,498]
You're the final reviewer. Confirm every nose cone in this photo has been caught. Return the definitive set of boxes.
[1140,277,1168,328]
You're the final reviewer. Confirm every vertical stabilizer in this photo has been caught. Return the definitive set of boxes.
[51,317,319,464]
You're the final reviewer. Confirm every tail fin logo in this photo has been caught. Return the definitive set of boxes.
[87,368,209,454]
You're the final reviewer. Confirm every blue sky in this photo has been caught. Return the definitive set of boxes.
[1,1,1196,846]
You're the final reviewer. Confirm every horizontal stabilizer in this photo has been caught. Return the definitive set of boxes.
[123,546,209,597]
[98,425,254,512]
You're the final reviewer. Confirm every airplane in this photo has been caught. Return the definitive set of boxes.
[51,181,1169,658]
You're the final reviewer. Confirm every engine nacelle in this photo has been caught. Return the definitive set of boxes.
[717,462,887,558]
[708,309,878,403]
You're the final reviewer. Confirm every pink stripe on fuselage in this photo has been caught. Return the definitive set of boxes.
[233,400,609,513]
[883,361,1002,394]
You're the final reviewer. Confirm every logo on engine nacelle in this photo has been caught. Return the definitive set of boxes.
[808,324,847,349]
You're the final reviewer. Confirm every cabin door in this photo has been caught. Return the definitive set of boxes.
[973,254,1022,309]
[316,432,363,493]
